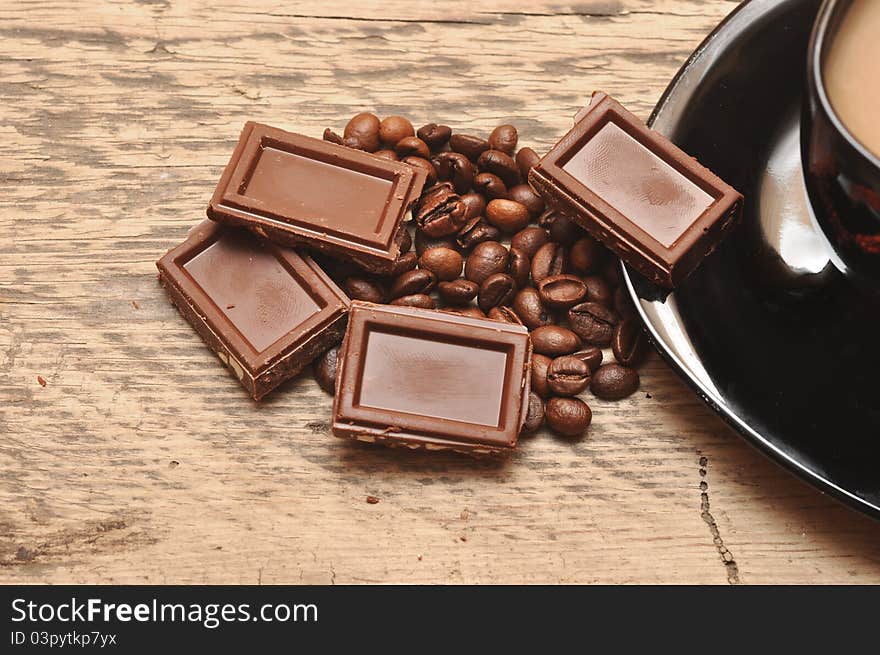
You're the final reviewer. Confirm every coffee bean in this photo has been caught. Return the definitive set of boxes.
[530,325,581,356]
[323,128,344,145]
[571,347,603,373]
[374,149,399,161]
[443,305,486,319]
[547,213,585,245]
[449,133,490,161]
[487,306,523,325]
[343,136,364,150]
[398,225,412,253]
[488,124,518,155]
[602,258,623,288]
[388,251,419,277]
[413,182,467,238]
[547,356,591,396]
[582,275,612,306]
[456,217,500,250]
[614,286,638,320]
[419,247,463,281]
[437,279,479,305]
[506,184,545,218]
[343,277,385,303]
[389,268,436,300]
[515,147,540,180]
[485,199,530,233]
[432,151,476,194]
[464,241,509,284]
[395,136,430,159]
[537,274,587,309]
[417,123,452,150]
[390,293,436,309]
[530,353,553,398]
[512,287,553,329]
[591,364,639,400]
[508,247,530,288]
[477,149,520,186]
[460,192,487,220]
[313,345,339,394]
[379,115,414,147]
[531,241,567,283]
[612,318,648,367]
[570,237,604,274]
[511,226,550,258]
[402,156,437,186]
[538,209,556,229]
[521,392,545,434]
[545,397,592,437]
[472,172,508,200]
[344,112,380,152]
[568,302,620,346]
[414,229,458,256]
[478,273,517,312]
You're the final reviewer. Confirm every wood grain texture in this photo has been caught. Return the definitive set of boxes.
[2,0,879,584]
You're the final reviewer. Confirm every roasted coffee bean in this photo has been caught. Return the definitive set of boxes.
[472,172,508,200]
[515,147,540,180]
[374,149,399,161]
[419,247,463,281]
[390,293,436,309]
[537,274,587,309]
[343,112,380,152]
[388,251,419,277]
[512,287,553,329]
[460,192,487,220]
[506,183,545,218]
[343,136,364,150]
[487,305,523,325]
[568,302,620,346]
[417,123,452,150]
[432,151,476,194]
[413,182,466,238]
[343,277,385,303]
[477,149,520,186]
[437,278,479,305]
[570,237,604,274]
[488,124,518,155]
[402,156,437,186]
[456,217,500,250]
[389,268,436,300]
[531,241,567,283]
[530,325,581,356]
[464,241,509,284]
[548,213,585,245]
[398,225,412,253]
[414,229,458,256]
[511,226,550,258]
[571,347,603,373]
[612,318,648,367]
[538,209,556,229]
[545,397,592,437]
[583,275,612,306]
[614,286,638,320]
[323,128,344,145]
[530,354,553,398]
[395,136,430,160]
[521,392,545,434]
[508,247,530,288]
[547,356,591,396]
[485,199,530,233]
[449,133,491,161]
[443,305,486,319]
[602,258,623,288]
[478,273,517,312]
[591,363,639,400]
[379,115,414,147]
[313,345,339,394]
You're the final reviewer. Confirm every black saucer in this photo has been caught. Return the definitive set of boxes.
[625,0,880,519]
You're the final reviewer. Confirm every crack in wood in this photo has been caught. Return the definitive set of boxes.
[699,455,740,584]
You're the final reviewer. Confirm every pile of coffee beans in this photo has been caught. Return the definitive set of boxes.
[315,113,650,439]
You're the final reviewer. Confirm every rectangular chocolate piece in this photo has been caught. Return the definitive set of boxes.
[529,92,743,287]
[207,122,427,274]
[332,302,532,456]
[157,220,350,400]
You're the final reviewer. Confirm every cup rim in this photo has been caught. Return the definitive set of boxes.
[810,0,880,171]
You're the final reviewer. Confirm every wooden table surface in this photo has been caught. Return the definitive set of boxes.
[2,0,879,585]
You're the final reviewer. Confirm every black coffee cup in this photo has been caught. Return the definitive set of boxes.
[802,0,880,285]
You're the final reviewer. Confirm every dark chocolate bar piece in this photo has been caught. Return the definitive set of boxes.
[332,302,531,456]
[207,122,427,274]
[529,92,743,287]
[157,220,350,400]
